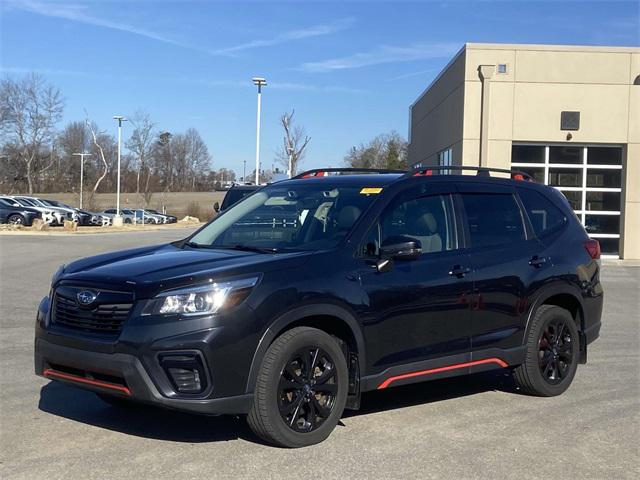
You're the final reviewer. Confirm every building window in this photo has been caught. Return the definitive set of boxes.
[512,144,623,257]
[437,147,452,174]
[497,64,508,74]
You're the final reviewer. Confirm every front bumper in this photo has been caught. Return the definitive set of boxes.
[35,338,253,414]
[35,293,262,415]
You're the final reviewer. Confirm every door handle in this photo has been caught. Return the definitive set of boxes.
[449,265,471,278]
[529,256,547,268]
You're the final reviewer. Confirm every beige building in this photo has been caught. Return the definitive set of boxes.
[408,43,639,259]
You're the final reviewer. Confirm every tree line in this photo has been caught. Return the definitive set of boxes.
[0,74,228,203]
[0,73,409,203]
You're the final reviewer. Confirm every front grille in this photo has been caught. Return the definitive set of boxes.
[52,291,132,336]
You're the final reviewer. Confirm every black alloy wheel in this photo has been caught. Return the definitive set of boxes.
[247,327,348,448]
[538,318,573,385]
[513,305,579,396]
[278,347,338,432]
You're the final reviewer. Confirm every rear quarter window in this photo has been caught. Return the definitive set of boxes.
[518,188,567,237]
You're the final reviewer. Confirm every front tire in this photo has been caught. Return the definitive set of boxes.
[7,214,25,225]
[513,305,580,396]
[247,327,348,448]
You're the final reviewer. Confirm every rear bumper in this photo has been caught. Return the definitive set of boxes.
[34,337,253,415]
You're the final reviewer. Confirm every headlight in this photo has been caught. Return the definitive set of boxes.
[148,276,259,316]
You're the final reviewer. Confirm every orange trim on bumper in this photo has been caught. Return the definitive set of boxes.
[43,368,131,396]
[377,357,508,390]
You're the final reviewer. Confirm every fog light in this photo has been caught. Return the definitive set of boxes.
[159,354,208,394]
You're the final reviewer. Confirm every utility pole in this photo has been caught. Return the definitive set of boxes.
[113,115,127,224]
[252,77,267,185]
[73,153,92,209]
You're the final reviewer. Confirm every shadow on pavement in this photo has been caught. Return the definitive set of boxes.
[38,369,519,443]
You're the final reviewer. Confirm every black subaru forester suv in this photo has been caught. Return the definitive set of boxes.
[35,166,603,447]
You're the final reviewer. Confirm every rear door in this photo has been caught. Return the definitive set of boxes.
[457,183,541,356]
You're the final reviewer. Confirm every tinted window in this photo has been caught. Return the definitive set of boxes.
[375,194,456,254]
[461,193,525,247]
[518,188,566,236]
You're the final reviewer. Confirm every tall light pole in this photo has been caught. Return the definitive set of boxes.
[113,116,127,222]
[243,160,247,181]
[252,77,266,185]
[72,152,91,209]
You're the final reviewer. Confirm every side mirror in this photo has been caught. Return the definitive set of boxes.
[380,236,422,261]
[213,202,220,213]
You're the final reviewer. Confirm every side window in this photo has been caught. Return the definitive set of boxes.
[518,188,567,237]
[379,194,456,254]
[461,193,525,248]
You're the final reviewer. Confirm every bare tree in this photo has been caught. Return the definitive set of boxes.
[85,116,110,205]
[126,111,155,196]
[276,110,310,177]
[0,74,63,193]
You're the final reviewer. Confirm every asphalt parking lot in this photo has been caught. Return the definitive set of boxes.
[0,230,638,480]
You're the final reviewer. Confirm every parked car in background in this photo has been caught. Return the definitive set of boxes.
[101,209,137,224]
[39,199,93,225]
[31,198,78,223]
[132,209,164,224]
[214,184,261,214]
[0,198,41,226]
[12,196,70,225]
[0,196,56,224]
[146,209,177,223]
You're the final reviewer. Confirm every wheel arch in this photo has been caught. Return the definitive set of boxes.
[524,284,586,339]
[8,212,26,223]
[245,304,365,394]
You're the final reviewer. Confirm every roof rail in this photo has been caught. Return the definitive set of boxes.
[293,168,407,179]
[404,165,535,182]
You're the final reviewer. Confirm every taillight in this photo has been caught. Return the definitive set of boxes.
[584,239,601,260]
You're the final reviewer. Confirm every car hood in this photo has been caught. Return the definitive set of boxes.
[59,243,312,298]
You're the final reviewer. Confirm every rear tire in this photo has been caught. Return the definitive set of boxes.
[513,305,579,396]
[247,327,348,448]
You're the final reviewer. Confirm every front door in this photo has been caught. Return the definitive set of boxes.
[355,185,473,378]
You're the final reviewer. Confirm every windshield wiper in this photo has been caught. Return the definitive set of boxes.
[228,244,280,254]
[183,241,279,253]
[183,241,214,249]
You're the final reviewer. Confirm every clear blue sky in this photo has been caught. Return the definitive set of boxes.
[1,1,638,177]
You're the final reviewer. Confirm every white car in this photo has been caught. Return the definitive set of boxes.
[101,209,137,224]
[12,196,71,225]
[0,196,56,224]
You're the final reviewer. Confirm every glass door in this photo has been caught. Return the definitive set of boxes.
[512,144,623,257]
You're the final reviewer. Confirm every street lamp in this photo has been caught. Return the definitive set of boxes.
[243,159,247,181]
[252,77,266,185]
[72,152,91,209]
[113,116,127,224]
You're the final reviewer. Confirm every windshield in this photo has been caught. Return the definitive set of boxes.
[15,198,37,207]
[189,183,379,252]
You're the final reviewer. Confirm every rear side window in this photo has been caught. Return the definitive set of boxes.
[461,193,525,248]
[518,188,566,237]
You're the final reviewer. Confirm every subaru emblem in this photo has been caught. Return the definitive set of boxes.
[77,290,97,306]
